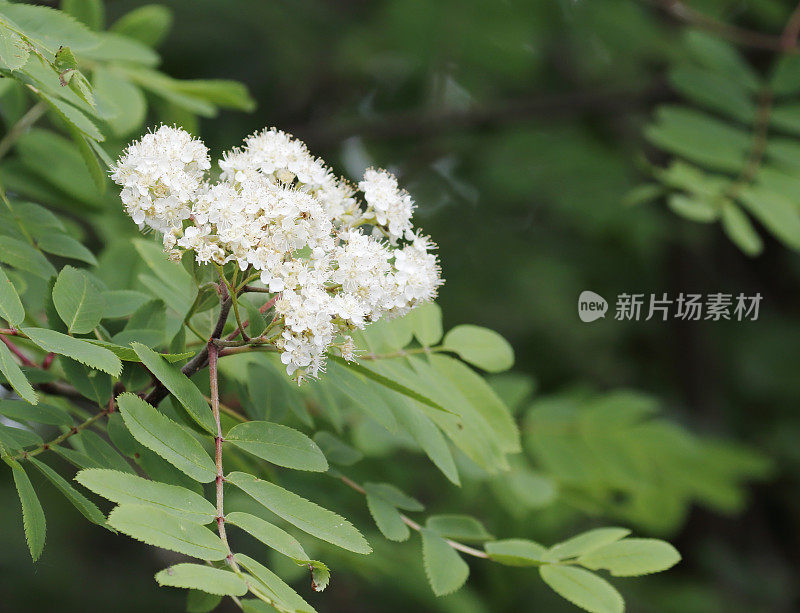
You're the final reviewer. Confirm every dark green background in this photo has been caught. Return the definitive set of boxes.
[3,1,800,611]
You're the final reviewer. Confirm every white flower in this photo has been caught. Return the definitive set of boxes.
[112,124,444,381]
[358,168,415,242]
[110,125,210,233]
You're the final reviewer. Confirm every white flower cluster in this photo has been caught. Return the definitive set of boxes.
[112,125,443,380]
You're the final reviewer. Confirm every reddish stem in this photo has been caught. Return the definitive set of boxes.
[0,335,37,368]
[224,294,279,342]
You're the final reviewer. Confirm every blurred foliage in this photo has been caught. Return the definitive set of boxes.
[0,0,799,612]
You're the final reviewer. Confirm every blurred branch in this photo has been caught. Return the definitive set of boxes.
[294,85,669,148]
[648,0,788,51]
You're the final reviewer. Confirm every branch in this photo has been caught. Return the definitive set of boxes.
[293,85,669,148]
[338,474,489,559]
[649,0,788,51]
[12,408,110,461]
[144,293,231,407]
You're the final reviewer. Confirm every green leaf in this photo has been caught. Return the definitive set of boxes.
[547,528,631,561]
[243,299,266,337]
[0,400,70,426]
[0,265,23,326]
[108,503,226,560]
[420,528,469,596]
[226,511,310,561]
[363,482,423,511]
[539,565,623,613]
[684,31,760,92]
[103,290,150,319]
[117,393,216,483]
[110,5,172,47]
[68,127,106,192]
[366,492,409,542]
[87,340,191,364]
[52,266,106,334]
[81,32,159,66]
[155,563,247,597]
[28,457,106,527]
[0,341,37,403]
[578,538,681,576]
[186,590,222,613]
[485,539,547,566]
[313,432,363,466]
[169,79,255,112]
[409,302,443,346]
[16,129,104,209]
[645,106,751,172]
[310,561,331,592]
[234,553,316,613]
[667,194,718,223]
[130,343,215,434]
[425,514,493,542]
[442,325,514,373]
[61,0,104,31]
[76,430,132,474]
[10,459,46,561]
[0,27,29,71]
[720,202,763,256]
[22,327,121,376]
[0,236,56,279]
[393,402,459,485]
[40,91,103,141]
[770,53,800,96]
[430,354,520,453]
[225,421,328,472]
[737,186,800,250]
[37,233,97,265]
[227,471,372,554]
[0,423,42,450]
[92,68,147,137]
[76,468,216,524]
[133,239,197,315]
[330,356,453,415]
[61,357,112,406]
[668,64,755,123]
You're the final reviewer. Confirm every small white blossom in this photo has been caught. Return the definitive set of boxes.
[358,168,415,242]
[111,124,444,381]
[110,125,210,232]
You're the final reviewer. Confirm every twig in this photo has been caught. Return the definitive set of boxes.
[0,335,37,367]
[783,2,800,51]
[650,0,788,51]
[0,102,47,162]
[224,294,279,343]
[293,85,669,148]
[13,408,110,461]
[338,474,489,559]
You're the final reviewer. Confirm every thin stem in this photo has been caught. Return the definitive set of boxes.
[143,293,231,407]
[218,345,279,358]
[241,285,271,293]
[650,0,787,51]
[784,2,800,51]
[0,102,47,162]
[217,265,249,342]
[203,395,248,423]
[338,474,489,559]
[0,335,37,367]
[13,409,109,461]
[208,342,290,612]
[208,342,235,563]
[224,295,279,343]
